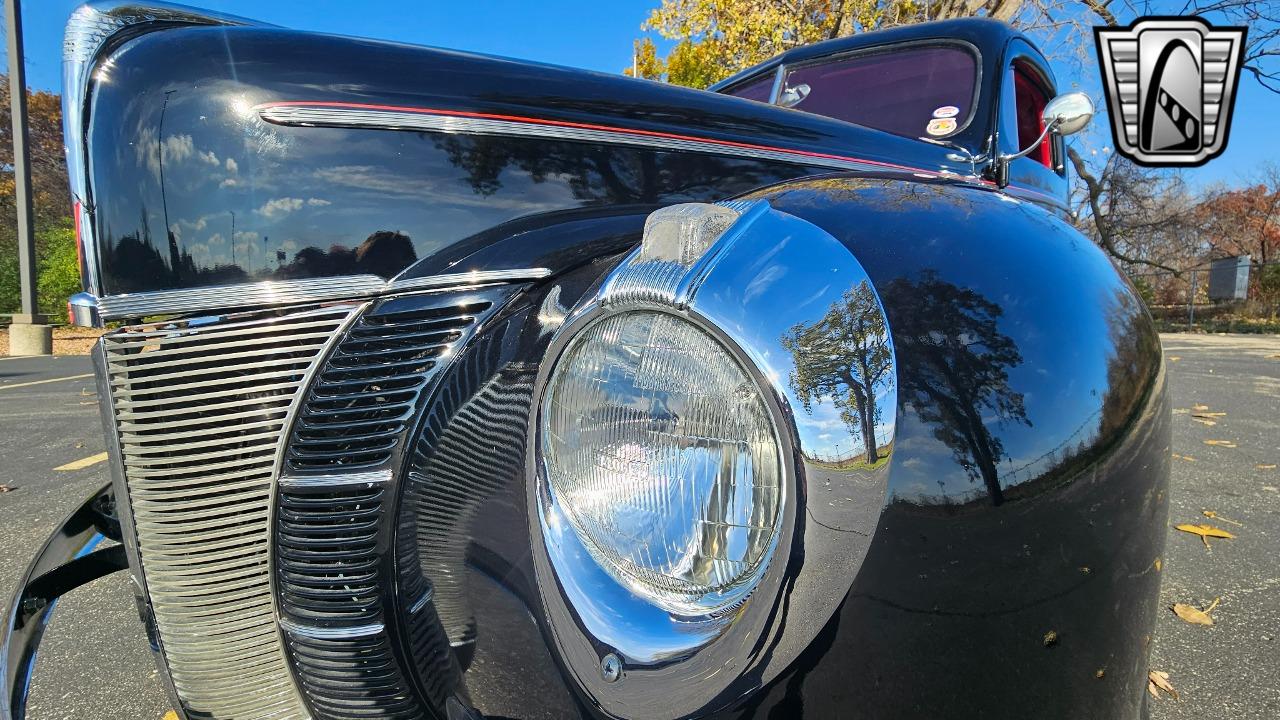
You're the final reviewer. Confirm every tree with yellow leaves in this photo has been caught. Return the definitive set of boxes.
[625,0,1022,88]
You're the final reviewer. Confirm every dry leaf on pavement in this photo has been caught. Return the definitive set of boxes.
[0,484,14,493]
[1175,523,1236,548]
[1172,453,1196,462]
[1204,439,1238,448]
[1192,403,1210,411]
[1172,597,1220,626]
[1168,356,1182,362]
[1202,510,1243,526]
[1191,410,1225,426]
[1258,463,1277,470]
[1148,670,1178,699]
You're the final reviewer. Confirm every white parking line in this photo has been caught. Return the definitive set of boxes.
[0,373,94,391]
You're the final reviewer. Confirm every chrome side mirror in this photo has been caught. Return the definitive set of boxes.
[1042,92,1094,136]
[994,92,1094,186]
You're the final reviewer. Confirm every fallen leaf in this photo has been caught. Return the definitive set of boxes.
[1175,523,1236,548]
[1042,630,1059,647]
[1191,417,1218,426]
[1172,408,1190,415]
[1095,668,1106,678]
[1172,453,1197,462]
[1202,510,1243,526]
[1192,403,1210,411]
[1168,356,1182,362]
[74,441,85,449]
[1172,597,1220,626]
[1204,439,1238,448]
[1258,464,1277,470]
[0,484,15,493]
[1148,670,1178,700]
[1193,411,1226,418]
[1154,558,1162,572]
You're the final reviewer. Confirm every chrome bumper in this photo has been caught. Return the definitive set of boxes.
[0,485,127,720]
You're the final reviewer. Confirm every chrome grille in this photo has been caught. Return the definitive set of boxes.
[286,295,494,471]
[103,303,361,720]
[271,290,510,719]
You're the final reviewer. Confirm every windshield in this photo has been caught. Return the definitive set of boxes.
[728,45,978,141]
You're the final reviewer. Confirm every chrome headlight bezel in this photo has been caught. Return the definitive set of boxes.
[528,199,897,718]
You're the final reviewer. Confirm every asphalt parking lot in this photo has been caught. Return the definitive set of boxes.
[1,335,1277,719]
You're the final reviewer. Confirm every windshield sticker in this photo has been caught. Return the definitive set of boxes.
[926,118,957,136]
[933,105,960,118]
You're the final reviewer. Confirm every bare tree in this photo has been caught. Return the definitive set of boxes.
[1068,148,1205,274]
[1021,0,1280,272]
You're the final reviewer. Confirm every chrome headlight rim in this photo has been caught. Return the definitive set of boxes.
[527,199,896,719]
[534,298,793,621]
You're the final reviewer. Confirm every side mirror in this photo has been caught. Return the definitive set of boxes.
[1042,92,1094,136]
[994,92,1094,187]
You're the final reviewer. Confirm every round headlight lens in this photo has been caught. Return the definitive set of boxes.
[541,310,782,613]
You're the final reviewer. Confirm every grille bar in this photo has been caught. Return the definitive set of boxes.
[103,303,361,720]
[272,289,516,720]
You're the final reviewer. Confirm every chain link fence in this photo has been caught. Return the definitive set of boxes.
[1129,259,1280,333]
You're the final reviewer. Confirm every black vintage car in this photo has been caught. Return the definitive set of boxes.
[2,3,1169,719]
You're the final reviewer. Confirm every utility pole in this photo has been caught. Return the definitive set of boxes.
[5,0,51,355]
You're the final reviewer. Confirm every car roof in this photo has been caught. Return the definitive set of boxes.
[710,17,1032,92]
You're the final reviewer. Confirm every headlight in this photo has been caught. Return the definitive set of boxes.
[541,309,782,614]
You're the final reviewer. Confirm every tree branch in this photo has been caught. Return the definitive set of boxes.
[1067,147,1186,274]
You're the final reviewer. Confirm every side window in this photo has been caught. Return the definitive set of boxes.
[724,73,775,103]
[1003,60,1059,171]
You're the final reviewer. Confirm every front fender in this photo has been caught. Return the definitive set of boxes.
[730,176,1169,719]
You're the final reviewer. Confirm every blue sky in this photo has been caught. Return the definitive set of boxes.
[14,0,1279,188]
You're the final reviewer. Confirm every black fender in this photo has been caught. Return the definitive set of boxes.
[724,175,1170,719]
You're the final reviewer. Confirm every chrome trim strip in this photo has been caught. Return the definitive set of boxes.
[258,105,920,176]
[96,275,385,319]
[92,268,550,321]
[257,104,1078,206]
[63,2,269,298]
[278,619,386,640]
[386,268,552,293]
[276,469,391,489]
